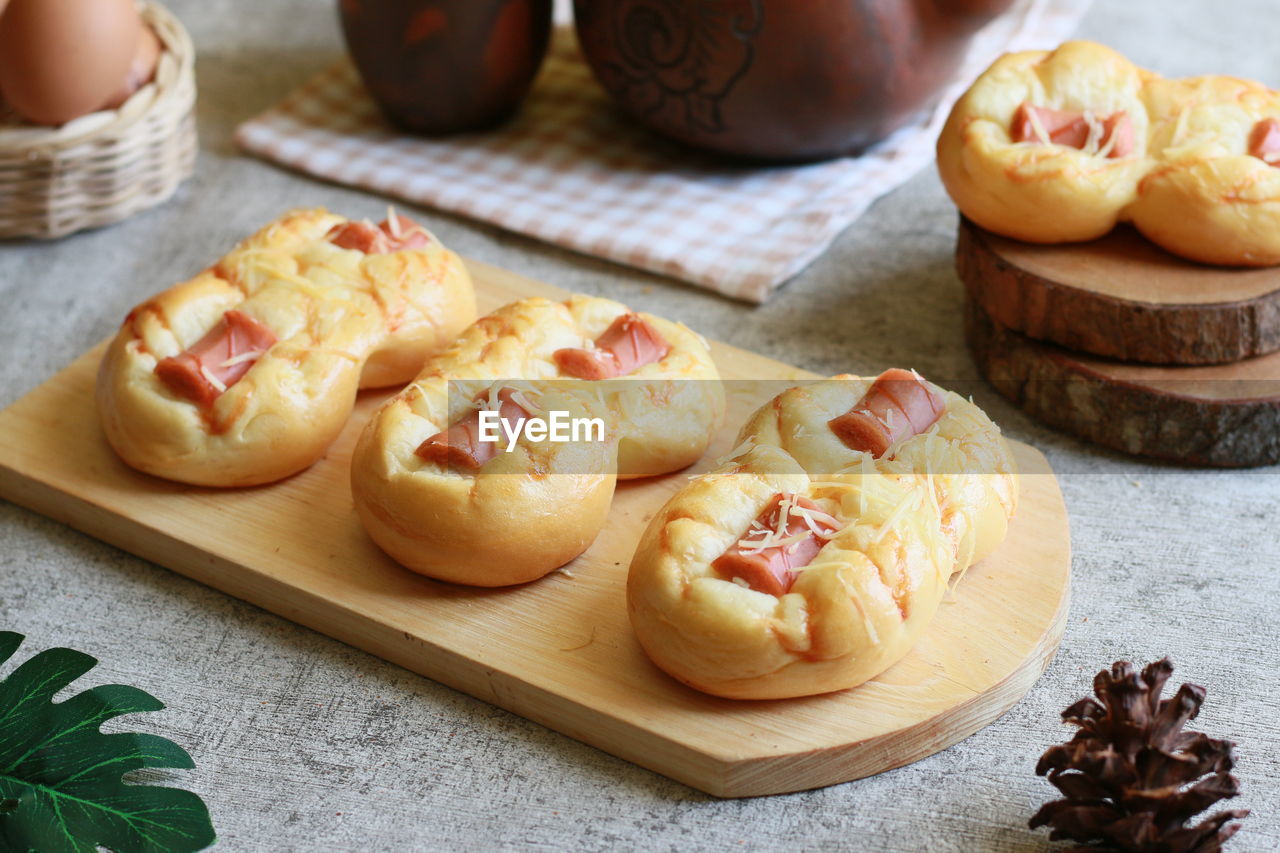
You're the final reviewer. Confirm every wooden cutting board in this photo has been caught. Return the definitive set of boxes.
[957,217,1280,365]
[966,296,1280,468]
[0,259,1071,798]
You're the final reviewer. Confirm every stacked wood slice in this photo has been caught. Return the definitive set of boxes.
[957,217,1280,467]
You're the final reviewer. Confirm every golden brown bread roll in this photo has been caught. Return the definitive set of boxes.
[938,40,1280,266]
[1129,75,1280,265]
[938,41,1151,244]
[97,208,476,486]
[351,296,724,587]
[627,372,1017,700]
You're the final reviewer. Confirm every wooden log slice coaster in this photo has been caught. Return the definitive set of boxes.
[957,217,1280,365]
[965,296,1280,467]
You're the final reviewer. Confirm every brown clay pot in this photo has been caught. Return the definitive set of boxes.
[573,0,1016,161]
[339,0,553,134]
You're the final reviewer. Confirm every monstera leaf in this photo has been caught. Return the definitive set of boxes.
[0,632,215,852]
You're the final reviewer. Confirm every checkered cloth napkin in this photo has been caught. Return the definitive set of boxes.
[236,0,1090,303]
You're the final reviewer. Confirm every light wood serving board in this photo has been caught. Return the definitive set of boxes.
[0,259,1071,798]
[957,217,1280,365]
[966,296,1280,468]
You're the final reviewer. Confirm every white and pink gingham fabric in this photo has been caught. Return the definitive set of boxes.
[235,0,1090,303]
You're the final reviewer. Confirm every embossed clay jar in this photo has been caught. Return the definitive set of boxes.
[573,0,1016,160]
[340,0,553,134]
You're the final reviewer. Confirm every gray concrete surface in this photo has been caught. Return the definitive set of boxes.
[2,0,1278,850]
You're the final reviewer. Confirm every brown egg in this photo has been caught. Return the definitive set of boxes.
[102,23,162,110]
[0,0,142,125]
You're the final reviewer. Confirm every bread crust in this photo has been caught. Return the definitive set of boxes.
[1130,76,1280,265]
[626,376,1018,700]
[350,296,724,586]
[938,40,1280,266]
[938,42,1150,243]
[96,209,476,487]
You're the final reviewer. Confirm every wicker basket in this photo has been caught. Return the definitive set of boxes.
[0,3,197,239]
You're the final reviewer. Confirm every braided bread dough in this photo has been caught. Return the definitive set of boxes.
[97,208,476,486]
[1131,75,1280,265]
[627,375,1017,700]
[350,296,724,587]
[938,40,1280,265]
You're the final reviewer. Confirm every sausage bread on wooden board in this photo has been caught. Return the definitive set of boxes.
[97,208,476,487]
[627,371,1018,700]
[938,40,1280,266]
[350,296,724,587]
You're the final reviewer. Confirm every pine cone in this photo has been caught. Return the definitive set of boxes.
[1030,659,1249,852]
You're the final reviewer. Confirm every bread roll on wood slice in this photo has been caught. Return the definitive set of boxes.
[627,371,1018,700]
[97,208,476,486]
[938,41,1151,244]
[350,296,724,587]
[939,40,1280,266]
[1130,75,1280,266]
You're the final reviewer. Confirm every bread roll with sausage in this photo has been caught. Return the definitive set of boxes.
[938,41,1151,244]
[351,296,724,586]
[627,370,1017,700]
[938,40,1280,267]
[1129,75,1280,266]
[97,208,476,486]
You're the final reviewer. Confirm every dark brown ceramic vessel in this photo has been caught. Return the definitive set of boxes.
[339,0,553,134]
[573,0,1016,161]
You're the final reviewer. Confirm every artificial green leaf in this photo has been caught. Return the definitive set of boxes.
[0,632,215,852]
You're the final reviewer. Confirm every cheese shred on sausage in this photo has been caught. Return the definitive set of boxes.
[509,388,545,418]
[1025,105,1053,146]
[199,365,227,393]
[736,494,841,556]
[871,488,923,546]
[219,350,265,368]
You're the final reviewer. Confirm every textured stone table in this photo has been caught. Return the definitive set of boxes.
[2,1,1278,850]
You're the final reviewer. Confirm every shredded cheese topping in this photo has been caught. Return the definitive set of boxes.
[1171,105,1191,148]
[482,384,504,414]
[199,365,227,393]
[1025,105,1052,146]
[880,406,896,433]
[1082,109,1104,154]
[1094,118,1121,158]
[1023,106,1123,157]
[713,436,756,468]
[736,494,841,556]
[509,388,545,418]
[859,454,874,516]
[476,384,544,419]
[308,346,361,364]
[850,594,880,645]
[379,206,432,246]
[250,262,360,308]
[219,350,265,368]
